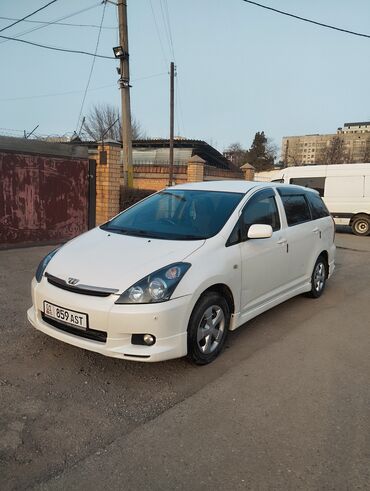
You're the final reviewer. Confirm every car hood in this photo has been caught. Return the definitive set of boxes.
[46,227,205,293]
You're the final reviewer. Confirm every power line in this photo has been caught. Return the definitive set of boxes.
[148,0,168,66]
[75,2,107,131]
[0,0,58,33]
[161,1,186,134]
[0,15,116,29]
[0,84,116,102]
[156,0,186,135]
[159,0,175,61]
[0,4,102,45]
[241,0,370,39]
[163,0,176,60]
[0,73,167,102]
[0,34,114,59]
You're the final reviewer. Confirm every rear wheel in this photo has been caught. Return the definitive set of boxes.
[187,292,230,365]
[351,215,370,236]
[307,256,327,298]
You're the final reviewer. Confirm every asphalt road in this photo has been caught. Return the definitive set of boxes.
[0,229,369,490]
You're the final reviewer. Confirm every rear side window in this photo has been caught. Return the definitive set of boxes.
[280,194,311,226]
[306,193,330,219]
[290,177,326,196]
[242,191,280,232]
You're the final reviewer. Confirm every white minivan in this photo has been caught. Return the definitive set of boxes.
[28,181,336,364]
[265,164,370,236]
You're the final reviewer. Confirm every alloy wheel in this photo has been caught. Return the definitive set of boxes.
[196,305,225,355]
[313,262,326,293]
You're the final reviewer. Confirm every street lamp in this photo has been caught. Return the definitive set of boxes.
[112,46,128,59]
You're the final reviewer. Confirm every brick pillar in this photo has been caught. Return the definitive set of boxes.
[241,163,255,181]
[95,143,121,225]
[187,155,205,182]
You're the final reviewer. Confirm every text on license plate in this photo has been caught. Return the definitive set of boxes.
[43,301,88,329]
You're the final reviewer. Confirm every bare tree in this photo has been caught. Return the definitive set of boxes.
[82,103,145,141]
[318,136,349,165]
[266,137,278,164]
[223,142,248,167]
[286,149,303,166]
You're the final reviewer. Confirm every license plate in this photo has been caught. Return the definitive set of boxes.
[43,301,88,330]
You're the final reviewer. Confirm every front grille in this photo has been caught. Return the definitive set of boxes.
[45,273,118,297]
[41,313,107,343]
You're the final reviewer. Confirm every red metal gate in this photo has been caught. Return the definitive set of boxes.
[0,138,95,248]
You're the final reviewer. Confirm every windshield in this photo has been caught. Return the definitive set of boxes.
[101,189,244,240]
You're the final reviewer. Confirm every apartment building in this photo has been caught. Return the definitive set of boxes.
[281,121,370,166]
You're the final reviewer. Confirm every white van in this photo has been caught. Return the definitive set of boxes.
[262,164,370,236]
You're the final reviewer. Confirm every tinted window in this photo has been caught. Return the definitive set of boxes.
[290,177,326,196]
[242,191,280,232]
[281,195,311,226]
[306,192,330,219]
[101,190,243,240]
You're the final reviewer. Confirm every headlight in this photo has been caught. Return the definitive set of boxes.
[115,262,191,304]
[35,248,60,282]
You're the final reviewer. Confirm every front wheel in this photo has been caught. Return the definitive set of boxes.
[187,292,230,365]
[351,215,370,236]
[307,256,327,298]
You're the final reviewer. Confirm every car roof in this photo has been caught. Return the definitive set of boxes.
[169,180,269,193]
[168,180,318,195]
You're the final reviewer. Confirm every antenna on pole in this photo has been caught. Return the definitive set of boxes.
[24,124,39,139]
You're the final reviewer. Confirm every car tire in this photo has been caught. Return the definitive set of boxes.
[187,292,230,365]
[351,214,370,236]
[307,256,327,298]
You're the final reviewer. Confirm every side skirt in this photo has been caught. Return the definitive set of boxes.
[230,282,311,331]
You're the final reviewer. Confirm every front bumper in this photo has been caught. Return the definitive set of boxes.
[27,277,190,362]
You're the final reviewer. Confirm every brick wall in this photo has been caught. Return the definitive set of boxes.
[204,164,243,180]
[91,144,121,225]
[132,164,187,191]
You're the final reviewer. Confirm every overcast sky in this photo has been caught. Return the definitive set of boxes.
[1,0,369,154]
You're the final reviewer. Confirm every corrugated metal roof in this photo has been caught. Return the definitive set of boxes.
[69,138,241,172]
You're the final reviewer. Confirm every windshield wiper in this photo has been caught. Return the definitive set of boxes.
[100,225,130,234]
[175,234,205,240]
[127,229,155,237]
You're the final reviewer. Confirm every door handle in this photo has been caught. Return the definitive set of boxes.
[277,238,287,245]
[313,228,322,238]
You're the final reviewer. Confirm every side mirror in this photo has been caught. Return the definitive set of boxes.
[247,224,273,239]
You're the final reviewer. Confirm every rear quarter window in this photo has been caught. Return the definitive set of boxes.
[280,194,311,226]
[306,193,330,220]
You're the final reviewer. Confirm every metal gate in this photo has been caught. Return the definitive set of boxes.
[0,138,95,249]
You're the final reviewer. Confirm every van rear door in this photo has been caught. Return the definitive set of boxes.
[324,175,365,225]
[365,175,370,197]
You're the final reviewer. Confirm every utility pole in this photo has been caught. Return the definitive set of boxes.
[168,61,175,186]
[117,1,133,187]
